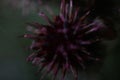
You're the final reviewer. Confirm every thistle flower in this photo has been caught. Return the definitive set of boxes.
[24,0,115,80]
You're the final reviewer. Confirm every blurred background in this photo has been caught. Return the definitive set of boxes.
[0,0,120,80]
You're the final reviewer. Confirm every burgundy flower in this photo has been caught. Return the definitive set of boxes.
[24,0,115,80]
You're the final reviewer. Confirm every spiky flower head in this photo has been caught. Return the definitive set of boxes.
[24,0,115,80]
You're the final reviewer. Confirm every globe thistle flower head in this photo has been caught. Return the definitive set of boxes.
[24,0,115,80]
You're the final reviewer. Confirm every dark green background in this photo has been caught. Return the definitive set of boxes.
[0,0,120,80]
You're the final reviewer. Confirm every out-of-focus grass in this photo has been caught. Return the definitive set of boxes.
[0,1,43,80]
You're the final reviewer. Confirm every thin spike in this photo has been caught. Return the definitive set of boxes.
[73,11,90,35]
[47,55,57,72]
[79,11,90,22]
[60,0,66,22]
[36,62,48,75]
[73,7,80,22]
[24,34,36,39]
[63,52,69,70]
[73,23,83,35]
[26,26,47,35]
[26,52,37,62]
[60,13,65,22]
[69,0,73,20]
[65,4,69,20]
[78,40,92,45]
[60,0,65,16]
[84,19,106,34]
[78,62,85,70]
[53,64,60,80]
[81,47,90,55]
[82,39,101,45]
[39,71,49,80]
[32,57,41,65]
[70,66,78,80]
[81,23,94,30]
[74,54,85,69]
[85,26,99,34]
[61,51,69,80]
[74,54,82,61]
[61,64,67,80]
[40,55,57,80]
[39,12,54,27]
[26,22,44,28]
[30,41,44,50]
[88,56,100,61]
